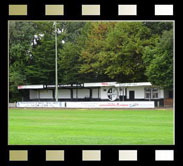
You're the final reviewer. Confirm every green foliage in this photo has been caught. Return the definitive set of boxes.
[62,22,86,43]
[9,69,26,102]
[25,22,86,84]
[9,21,37,102]
[26,34,56,84]
[79,22,115,81]
[58,42,82,83]
[79,22,158,82]
[143,30,173,90]
[144,22,173,35]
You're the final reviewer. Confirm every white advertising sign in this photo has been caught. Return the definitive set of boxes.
[115,82,152,87]
[66,101,154,108]
[17,102,65,108]
[16,101,154,108]
[18,85,44,89]
[84,82,116,87]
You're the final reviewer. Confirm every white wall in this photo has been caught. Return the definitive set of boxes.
[126,87,145,99]
[100,87,109,99]
[29,86,165,100]
[58,89,71,99]
[159,89,164,98]
[126,87,164,99]
[40,90,53,99]
[73,89,90,98]
[92,88,99,98]
[30,90,39,99]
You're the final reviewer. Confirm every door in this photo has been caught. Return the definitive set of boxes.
[129,91,135,101]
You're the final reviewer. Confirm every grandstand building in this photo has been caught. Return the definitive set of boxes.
[18,82,173,107]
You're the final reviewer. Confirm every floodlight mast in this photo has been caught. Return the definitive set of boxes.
[54,21,58,102]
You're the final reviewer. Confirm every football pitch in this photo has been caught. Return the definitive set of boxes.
[8,108,174,145]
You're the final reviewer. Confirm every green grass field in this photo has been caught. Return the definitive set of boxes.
[9,108,174,145]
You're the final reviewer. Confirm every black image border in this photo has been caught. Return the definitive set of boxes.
[0,0,181,166]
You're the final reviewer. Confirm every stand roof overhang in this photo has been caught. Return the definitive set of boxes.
[18,82,152,90]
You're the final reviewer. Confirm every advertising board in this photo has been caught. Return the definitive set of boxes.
[66,101,155,108]
[16,102,64,108]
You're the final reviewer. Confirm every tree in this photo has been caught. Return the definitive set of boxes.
[56,22,87,83]
[9,69,27,102]
[143,22,173,35]
[25,22,65,84]
[9,21,37,102]
[25,34,55,84]
[62,22,86,43]
[58,42,82,84]
[143,29,173,90]
[79,22,116,82]
[79,22,158,82]
[25,22,86,84]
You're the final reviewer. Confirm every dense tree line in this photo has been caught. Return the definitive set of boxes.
[9,21,173,102]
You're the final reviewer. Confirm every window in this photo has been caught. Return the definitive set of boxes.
[152,88,159,99]
[145,88,159,99]
[145,88,151,99]
[145,93,151,99]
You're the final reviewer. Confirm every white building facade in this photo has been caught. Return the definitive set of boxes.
[18,82,170,107]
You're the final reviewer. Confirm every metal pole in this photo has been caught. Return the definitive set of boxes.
[123,88,124,101]
[55,21,58,102]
